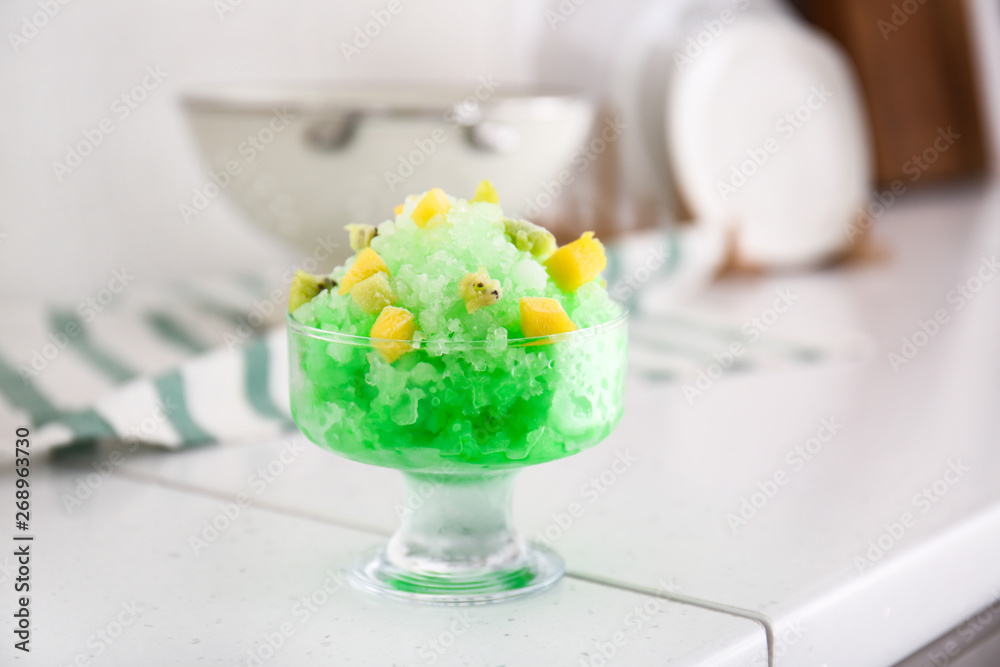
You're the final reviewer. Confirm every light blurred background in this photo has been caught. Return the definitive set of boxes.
[2,0,996,301]
[2,0,545,300]
[3,2,1000,664]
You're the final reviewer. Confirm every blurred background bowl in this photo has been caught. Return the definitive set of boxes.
[182,83,595,263]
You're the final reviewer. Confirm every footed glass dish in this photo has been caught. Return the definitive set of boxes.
[288,305,627,604]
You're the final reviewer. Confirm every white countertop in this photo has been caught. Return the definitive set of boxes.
[6,467,765,666]
[4,183,1000,666]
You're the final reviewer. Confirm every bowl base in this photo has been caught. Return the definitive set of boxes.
[350,542,564,605]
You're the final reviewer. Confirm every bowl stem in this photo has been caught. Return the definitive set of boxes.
[352,470,564,604]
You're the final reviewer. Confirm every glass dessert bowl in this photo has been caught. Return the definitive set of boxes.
[286,181,627,604]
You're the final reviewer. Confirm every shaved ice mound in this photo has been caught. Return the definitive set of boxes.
[288,184,627,472]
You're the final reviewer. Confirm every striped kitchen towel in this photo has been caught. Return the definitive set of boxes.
[0,274,295,465]
[603,229,872,382]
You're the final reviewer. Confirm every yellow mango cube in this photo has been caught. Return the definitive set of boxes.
[544,231,607,292]
[410,188,451,228]
[471,179,499,204]
[338,248,390,295]
[519,297,577,338]
[350,272,396,314]
[370,306,416,362]
[394,203,404,215]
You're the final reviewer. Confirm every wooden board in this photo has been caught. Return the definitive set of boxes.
[791,0,989,186]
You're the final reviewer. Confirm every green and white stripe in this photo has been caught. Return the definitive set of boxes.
[0,279,293,464]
